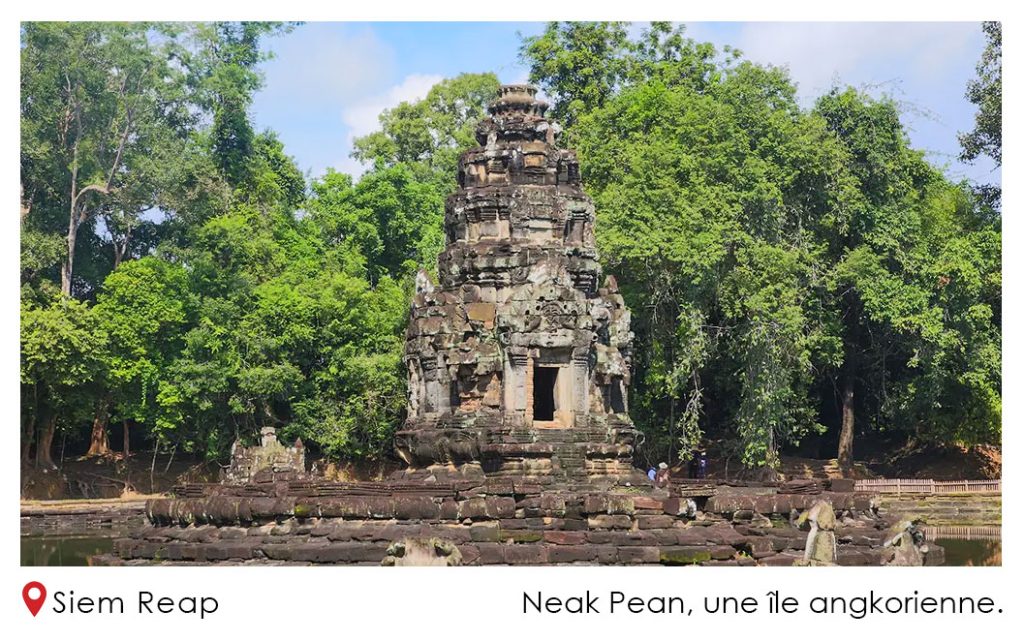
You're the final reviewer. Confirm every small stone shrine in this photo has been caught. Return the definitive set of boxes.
[395,84,640,483]
[221,426,306,484]
[97,86,939,567]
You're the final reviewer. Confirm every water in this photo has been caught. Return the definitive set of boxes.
[934,537,1002,566]
[21,535,115,566]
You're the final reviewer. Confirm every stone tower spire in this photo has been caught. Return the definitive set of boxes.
[395,84,640,484]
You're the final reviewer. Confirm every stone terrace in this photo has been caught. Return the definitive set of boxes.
[96,478,942,566]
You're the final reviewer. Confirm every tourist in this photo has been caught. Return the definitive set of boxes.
[655,462,671,488]
[697,451,708,479]
[647,466,657,482]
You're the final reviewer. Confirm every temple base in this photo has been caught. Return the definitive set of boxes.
[394,412,644,485]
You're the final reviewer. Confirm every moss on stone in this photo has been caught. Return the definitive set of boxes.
[660,549,712,565]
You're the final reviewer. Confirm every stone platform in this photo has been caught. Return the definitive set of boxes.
[95,478,942,566]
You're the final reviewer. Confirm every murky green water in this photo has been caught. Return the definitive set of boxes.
[21,536,115,566]
[934,537,1001,566]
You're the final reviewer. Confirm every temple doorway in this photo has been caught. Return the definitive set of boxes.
[533,366,558,421]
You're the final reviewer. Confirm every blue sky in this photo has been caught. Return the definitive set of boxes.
[251,22,999,186]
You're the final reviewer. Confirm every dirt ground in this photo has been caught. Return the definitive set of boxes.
[869,443,1002,480]
[662,442,1000,483]
[21,453,220,501]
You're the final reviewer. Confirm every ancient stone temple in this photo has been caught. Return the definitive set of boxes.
[394,85,640,482]
[100,85,939,568]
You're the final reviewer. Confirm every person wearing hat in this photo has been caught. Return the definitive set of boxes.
[654,462,671,488]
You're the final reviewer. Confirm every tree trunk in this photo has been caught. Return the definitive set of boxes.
[22,412,36,464]
[837,375,855,474]
[123,419,131,457]
[23,385,39,463]
[62,217,78,296]
[86,396,111,457]
[36,415,57,469]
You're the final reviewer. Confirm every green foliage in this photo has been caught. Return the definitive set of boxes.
[155,202,408,460]
[21,21,196,296]
[529,22,1001,469]
[520,22,726,128]
[187,22,295,187]
[94,257,193,426]
[307,166,444,282]
[960,22,1001,166]
[572,67,842,468]
[21,297,108,430]
[352,72,499,186]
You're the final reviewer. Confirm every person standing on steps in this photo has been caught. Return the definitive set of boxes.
[696,451,708,479]
[655,462,671,488]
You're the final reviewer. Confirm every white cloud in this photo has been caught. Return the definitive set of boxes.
[731,22,978,99]
[333,73,445,177]
[260,23,397,104]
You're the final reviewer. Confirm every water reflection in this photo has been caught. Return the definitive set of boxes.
[21,536,114,566]
[935,537,1002,567]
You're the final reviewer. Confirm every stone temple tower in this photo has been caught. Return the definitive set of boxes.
[395,85,642,483]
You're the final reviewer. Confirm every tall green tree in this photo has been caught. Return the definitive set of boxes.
[21,22,193,298]
[960,21,1001,167]
[21,298,107,467]
[520,22,724,128]
[185,22,295,189]
[93,257,193,456]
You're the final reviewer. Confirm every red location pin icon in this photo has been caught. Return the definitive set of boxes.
[23,581,46,617]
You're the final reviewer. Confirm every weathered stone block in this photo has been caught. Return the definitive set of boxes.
[543,530,586,545]
[618,546,659,564]
[458,545,481,565]
[675,528,711,546]
[709,545,737,560]
[587,514,632,530]
[583,495,608,514]
[637,515,676,530]
[501,529,544,543]
[470,522,501,542]
[607,496,635,515]
[204,543,253,561]
[476,543,506,564]
[740,538,775,559]
[837,547,883,566]
[633,496,663,511]
[759,552,803,567]
[704,525,747,546]
[548,545,596,563]
[394,496,442,520]
[506,545,549,565]
[540,494,567,516]
[561,518,588,531]
[439,499,459,520]
[660,546,712,565]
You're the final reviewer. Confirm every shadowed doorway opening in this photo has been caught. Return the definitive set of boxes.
[533,366,558,422]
